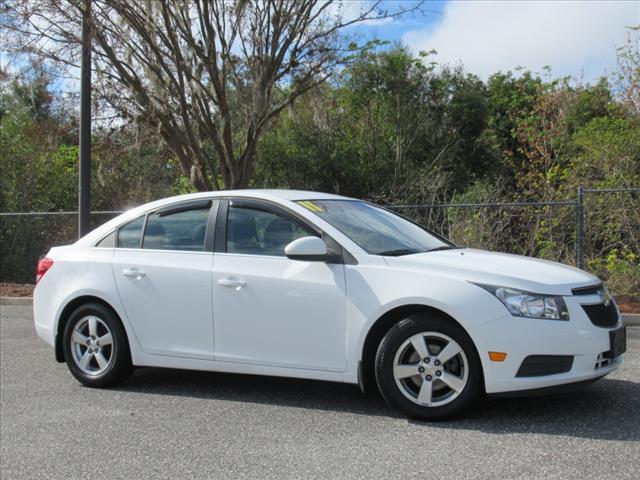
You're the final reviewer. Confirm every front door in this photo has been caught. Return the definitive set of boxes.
[212,200,347,372]
[112,201,215,360]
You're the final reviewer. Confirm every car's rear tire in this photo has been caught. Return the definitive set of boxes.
[62,303,133,387]
[375,313,482,420]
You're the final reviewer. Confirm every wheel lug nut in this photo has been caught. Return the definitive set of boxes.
[434,360,441,366]
[424,358,430,364]
[436,370,442,377]
[426,375,432,381]
[418,367,425,373]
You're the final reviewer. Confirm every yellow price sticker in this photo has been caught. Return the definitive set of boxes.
[299,201,325,212]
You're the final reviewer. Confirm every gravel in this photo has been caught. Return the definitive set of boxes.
[1,305,639,479]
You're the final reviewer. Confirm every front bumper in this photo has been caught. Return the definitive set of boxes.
[487,375,607,398]
[468,295,624,395]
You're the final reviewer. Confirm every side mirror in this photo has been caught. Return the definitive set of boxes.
[285,236,328,261]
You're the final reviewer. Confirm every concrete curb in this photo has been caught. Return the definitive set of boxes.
[1,297,32,307]
[624,313,640,326]
[1,296,639,325]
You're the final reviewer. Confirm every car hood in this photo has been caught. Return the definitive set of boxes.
[384,248,600,296]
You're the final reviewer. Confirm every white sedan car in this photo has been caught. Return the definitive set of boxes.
[34,190,626,419]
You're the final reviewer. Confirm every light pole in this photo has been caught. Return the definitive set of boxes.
[78,0,91,238]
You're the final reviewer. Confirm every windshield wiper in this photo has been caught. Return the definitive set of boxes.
[424,245,457,253]
[377,248,421,256]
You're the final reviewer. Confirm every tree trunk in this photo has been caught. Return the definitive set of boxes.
[190,164,213,192]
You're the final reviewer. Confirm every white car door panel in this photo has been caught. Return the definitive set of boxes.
[213,253,347,371]
[212,200,348,372]
[113,249,214,360]
[112,203,215,360]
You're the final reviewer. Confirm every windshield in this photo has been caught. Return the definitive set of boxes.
[297,200,453,256]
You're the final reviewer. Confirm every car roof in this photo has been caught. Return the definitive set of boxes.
[212,189,352,201]
[145,189,353,206]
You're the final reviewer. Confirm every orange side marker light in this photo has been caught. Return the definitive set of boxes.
[488,351,507,362]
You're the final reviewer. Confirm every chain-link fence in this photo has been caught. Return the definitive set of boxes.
[1,188,639,294]
[388,188,639,295]
[389,188,640,266]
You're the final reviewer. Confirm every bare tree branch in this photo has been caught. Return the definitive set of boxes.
[3,0,427,189]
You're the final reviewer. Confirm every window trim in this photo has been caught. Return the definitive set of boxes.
[141,201,213,252]
[109,198,218,253]
[203,199,219,252]
[139,213,150,249]
[156,199,212,217]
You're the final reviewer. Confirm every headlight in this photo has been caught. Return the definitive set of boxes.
[477,284,570,320]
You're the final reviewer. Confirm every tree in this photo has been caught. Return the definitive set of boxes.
[613,26,640,118]
[5,0,424,190]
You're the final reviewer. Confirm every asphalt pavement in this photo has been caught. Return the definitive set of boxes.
[1,304,639,479]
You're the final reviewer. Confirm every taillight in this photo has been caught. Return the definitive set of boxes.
[36,257,54,283]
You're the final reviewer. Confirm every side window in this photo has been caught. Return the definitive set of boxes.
[142,207,209,251]
[117,216,145,248]
[226,204,316,256]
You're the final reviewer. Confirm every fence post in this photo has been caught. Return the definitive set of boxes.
[575,186,585,269]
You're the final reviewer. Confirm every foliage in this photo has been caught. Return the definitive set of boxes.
[613,26,640,117]
[0,69,179,281]
[4,0,422,190]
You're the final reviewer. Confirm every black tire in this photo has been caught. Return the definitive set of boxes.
[375,313,482,420]
[63,303,133,387]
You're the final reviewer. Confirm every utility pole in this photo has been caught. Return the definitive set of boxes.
[78,0,92,238]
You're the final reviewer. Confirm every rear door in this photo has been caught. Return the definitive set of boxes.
[112,199,216,360]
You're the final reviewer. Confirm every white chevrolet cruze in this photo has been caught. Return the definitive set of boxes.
[34,190,626,419]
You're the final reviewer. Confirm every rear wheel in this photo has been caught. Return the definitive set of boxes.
[375,313,482,420]
[63,303,132,387]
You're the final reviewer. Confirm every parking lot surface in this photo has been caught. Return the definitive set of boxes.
[1,304,639,479]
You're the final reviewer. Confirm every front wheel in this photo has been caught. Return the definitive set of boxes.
[62,303,133,387]
[375,314,482,420]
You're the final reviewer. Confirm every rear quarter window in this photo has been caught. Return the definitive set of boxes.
[117,216,145,248]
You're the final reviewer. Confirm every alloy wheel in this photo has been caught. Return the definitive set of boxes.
[392,331,468,407]
[70,315,115,376]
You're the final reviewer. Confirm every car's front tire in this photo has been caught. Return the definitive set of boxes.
[375,313,482,420]
[62,303,132,387]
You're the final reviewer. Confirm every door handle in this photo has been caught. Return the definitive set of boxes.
[218,277,246,288]
[122,268,146,279]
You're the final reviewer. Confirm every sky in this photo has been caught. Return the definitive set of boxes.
[2,0,637,89]
[353,0,639,82]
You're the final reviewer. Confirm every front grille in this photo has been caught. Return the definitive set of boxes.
[572,284,602,296]
[516,355,574,377]
[581,301,619,328]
